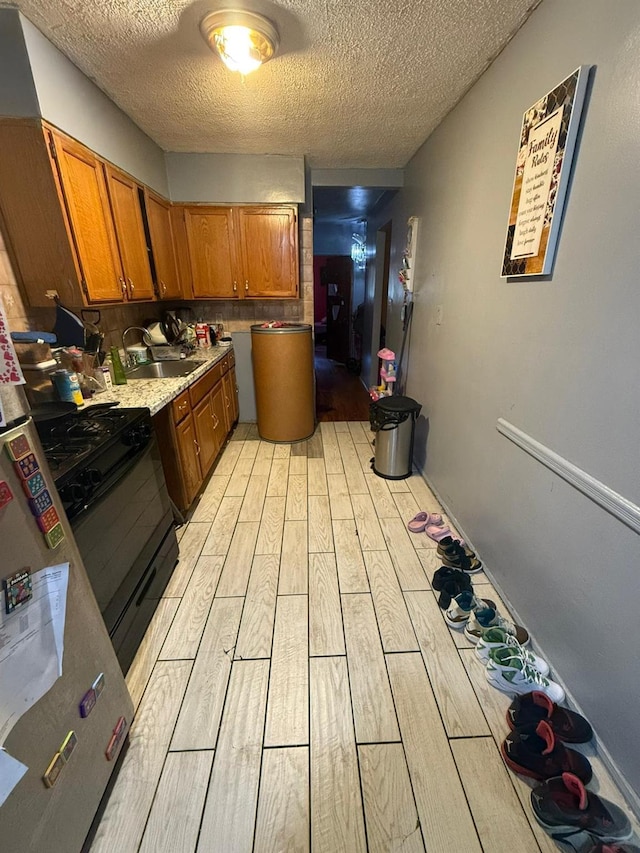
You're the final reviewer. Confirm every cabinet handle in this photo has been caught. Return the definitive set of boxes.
[119,277,127,298]
[224,394,230,409]
[178,402,187,413]
[161,281,167,296]
[212,414,219,429]
[233,281,237,293]
[193,439,201,455]
[245,280,249,291]
[128,278,135,296]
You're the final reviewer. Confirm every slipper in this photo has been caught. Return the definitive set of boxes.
[407,511,443,533]
[426,524,465,546]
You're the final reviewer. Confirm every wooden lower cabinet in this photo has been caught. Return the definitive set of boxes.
[175,413,201,508]
[153,355,239,512]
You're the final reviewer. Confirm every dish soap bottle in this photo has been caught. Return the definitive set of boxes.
[109,346,128,385]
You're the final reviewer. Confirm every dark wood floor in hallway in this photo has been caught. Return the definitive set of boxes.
[315,350,371,422]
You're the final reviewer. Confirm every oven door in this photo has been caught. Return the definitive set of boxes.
[71,435,178,671]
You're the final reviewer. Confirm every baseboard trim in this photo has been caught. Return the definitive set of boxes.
[497,418,640,535]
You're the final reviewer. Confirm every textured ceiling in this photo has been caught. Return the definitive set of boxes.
[5,0,539,168]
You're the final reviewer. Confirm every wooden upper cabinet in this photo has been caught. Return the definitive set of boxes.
[104,165,155,302]
[145,191,181,299]
[49,129,126,304]
[184,206,238,298]
[236,206,298,298]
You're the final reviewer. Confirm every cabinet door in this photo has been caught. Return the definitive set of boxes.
[184,207,238,298]
[104,165,155,301]
[211,380,228,450]
[176,413,202,507]
[49,130,125,303]
[222,368,239,431]
[145,191,181,299]
[236,206,299,298]
[193,395,218,476]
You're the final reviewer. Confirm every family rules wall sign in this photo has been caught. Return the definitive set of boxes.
[501,66,590,277]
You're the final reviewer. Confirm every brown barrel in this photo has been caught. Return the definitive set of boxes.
[251,323,315,442]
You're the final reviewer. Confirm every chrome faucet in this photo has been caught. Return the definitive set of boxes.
[121,326,149,368]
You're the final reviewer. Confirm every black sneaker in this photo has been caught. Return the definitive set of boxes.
[502,720,592,782]
[507,691,594,743]
[431,566,472,609]
[531,773,633,844]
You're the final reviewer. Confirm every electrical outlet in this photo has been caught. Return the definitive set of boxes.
[435,304,443,325]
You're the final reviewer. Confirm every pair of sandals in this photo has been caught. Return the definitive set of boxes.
[406,511,465,545]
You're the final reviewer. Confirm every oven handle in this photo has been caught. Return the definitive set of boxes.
[136,568,157,606]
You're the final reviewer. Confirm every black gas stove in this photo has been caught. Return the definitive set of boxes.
[35,402,178,673]
[36,404,153,521]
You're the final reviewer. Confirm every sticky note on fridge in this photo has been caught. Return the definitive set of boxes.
[5,433,31,461]
[28,489,53,517]
[13,453,39,480]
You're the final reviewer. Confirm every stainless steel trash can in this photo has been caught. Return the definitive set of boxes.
[370,396,421,479]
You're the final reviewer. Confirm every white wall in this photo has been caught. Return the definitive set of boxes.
[19,15,168,195]
[166,153,305,203]
[370,0,640,800]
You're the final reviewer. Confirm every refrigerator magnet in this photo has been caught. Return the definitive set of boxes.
[42,753,65,788]
[22,471,46,499]
[28,489,53,517]
[0,480,13,509]
[44,522,65,550]
[3,568,32,614]
[36,506,60,534]
[59,731,78,763]
[5,433,31,461]
[13,453,39,480]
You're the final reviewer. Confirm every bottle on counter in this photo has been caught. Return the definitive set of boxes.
[109,346,128,385]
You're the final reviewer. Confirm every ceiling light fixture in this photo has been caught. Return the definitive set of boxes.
[200,9,279,76]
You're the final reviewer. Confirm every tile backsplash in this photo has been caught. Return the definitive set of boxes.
[0,214,313,344]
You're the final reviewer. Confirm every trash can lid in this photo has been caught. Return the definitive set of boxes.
[251,322,312,334]
[373,395,421,414]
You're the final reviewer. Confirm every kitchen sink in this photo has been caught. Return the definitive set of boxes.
[126,360,201,380]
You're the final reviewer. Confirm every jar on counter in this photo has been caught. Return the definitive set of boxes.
[51,369,84,406]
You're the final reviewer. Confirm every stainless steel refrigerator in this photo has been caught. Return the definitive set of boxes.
[0,395,133,852]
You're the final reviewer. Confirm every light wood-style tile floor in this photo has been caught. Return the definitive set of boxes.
[90,421,638,853]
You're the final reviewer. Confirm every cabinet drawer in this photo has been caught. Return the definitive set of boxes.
[189,361,223,407]
[173,391,191,424]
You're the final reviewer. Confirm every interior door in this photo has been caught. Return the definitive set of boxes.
[322,256,352,364]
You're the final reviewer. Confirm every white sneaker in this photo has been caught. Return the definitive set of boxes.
[486,646,565,703]
[476,627,549,675]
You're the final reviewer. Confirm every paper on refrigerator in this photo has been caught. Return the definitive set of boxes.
[0,563,69,745]
[0,748,28,807]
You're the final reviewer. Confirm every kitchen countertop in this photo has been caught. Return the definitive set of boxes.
[83,345,233,416]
